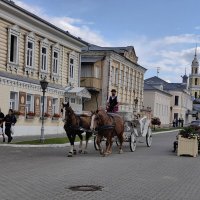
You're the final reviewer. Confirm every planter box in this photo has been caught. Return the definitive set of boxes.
[177,135,198,157]
[52,117,60,120]
[26,115,35,119]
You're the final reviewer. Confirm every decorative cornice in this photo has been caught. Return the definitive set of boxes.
[0,76,64,95]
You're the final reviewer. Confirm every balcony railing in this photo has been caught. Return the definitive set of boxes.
[80,77,101,91]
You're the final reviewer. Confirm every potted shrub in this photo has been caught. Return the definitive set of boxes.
[151,117,161,130]
[177,126,200,157]
[26,111,35,119]
[52,113,61,120]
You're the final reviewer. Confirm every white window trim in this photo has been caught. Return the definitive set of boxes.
[40,38,49,78]
[9,91,19,111]
[52,98,59,115]
[51,43,60,80]
[26,94,35,113]
[25,33,35,75]
[69,53,75,82]
[7,25,20,71]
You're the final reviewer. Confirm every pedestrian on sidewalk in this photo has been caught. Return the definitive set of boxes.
[4,109,17,143]
[0,108,5,142]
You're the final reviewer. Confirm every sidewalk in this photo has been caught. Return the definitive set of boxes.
[1,132,66,143]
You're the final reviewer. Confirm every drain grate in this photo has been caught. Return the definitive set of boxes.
[68,185,103,192]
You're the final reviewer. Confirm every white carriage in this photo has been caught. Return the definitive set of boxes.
[94,111,152,152]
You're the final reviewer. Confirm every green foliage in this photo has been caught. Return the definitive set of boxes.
[179,126,200,140]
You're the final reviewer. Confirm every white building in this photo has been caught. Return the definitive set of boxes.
[144,76,193,126]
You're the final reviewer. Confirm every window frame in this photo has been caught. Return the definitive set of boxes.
[52,44,60,77]
[69,58,74,79]
[52,98,59,115]
[9,91,18,111]
[40,39,49,73]
[26,94,34,113]
[8,25,20,69]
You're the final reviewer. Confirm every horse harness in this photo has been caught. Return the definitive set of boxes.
[95,113,116,132]
[66,114,92,133]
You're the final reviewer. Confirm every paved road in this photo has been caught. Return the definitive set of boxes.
[0,131,200,200]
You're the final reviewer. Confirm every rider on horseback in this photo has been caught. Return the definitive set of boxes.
[106,89,119,113]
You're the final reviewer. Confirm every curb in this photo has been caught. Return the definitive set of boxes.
[0,140,92,148]
[152,129,181,135]
[0,130,180,148]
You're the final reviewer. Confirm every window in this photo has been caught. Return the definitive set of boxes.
[41,47,47,71]
[40,96,47,114]
[71,98,75,103]
[10,92,18,110]
[26,94,34,113]
[94,65,101,78]
[27,41,34,67]
[52,98,58,115]
[111,66,115,84]
[115,68,119,85]
[174,113,178,120]
[195,68,198,74]
[195,92,198,98]
[53,51,58,74]
[175,96,179,106]
[10,34,18,63]
[195,78,198,85]
[69,58,74,79]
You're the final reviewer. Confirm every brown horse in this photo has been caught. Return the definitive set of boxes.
[63,103,92,157]
[90,109,124,156]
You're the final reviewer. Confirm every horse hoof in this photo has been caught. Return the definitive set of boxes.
[84,150,88,154]
[73,149,77,155]
[67,152,73,157]
[119,149,123,154]
[78,150,82,154]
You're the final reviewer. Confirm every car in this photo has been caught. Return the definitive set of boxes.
[190,120,200,127]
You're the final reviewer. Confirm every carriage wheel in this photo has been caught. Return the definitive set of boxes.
[146,127,152,147]
[130,133,137,152]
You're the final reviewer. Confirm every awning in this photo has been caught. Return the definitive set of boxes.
[65,87,91,99]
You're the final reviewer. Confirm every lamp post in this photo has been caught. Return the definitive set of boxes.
[40,78,48,143]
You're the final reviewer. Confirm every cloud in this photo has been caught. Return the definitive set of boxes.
[14,0,110,46]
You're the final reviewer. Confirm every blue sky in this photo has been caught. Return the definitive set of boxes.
[15,0,200,82]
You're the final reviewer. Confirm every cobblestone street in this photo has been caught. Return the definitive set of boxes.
[0,131,200,200]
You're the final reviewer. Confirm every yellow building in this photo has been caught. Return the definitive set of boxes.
[189,48,200,98]
[81,45,146,112]
[0,0,87,136]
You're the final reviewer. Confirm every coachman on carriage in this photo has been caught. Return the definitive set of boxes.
[63,88,152,157]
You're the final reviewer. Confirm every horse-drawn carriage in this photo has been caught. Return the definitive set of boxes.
[93,111,152,152]
[63,103,152,157]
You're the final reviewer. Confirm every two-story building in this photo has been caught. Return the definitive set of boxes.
[144,76,193,125]
[0,0,88,136]
[81,44,146,112]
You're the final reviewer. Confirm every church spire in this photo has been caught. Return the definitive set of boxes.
[192,45,199,68]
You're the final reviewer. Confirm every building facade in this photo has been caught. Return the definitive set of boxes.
[81,45,146,112]
[145,76,193,126]
[143,83,172,126]
[0,0,86,136]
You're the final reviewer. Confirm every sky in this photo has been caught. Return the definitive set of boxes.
[14,0,200,83]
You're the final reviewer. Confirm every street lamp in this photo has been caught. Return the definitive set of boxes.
[40,78,48,143]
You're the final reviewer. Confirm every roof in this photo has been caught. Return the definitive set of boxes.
[82,44,146,71]
[144,83,172,96]
[145,76,187,92]
[83,44,136,55]
[1,0,88,46]
[0,71,65,90]
[65,87,91,99]
[81,56,104,63]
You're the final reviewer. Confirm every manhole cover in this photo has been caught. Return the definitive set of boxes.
[68,185,103,192]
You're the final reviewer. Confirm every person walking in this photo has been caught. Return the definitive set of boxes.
[0,108,5,142]
[4,109,17,143]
